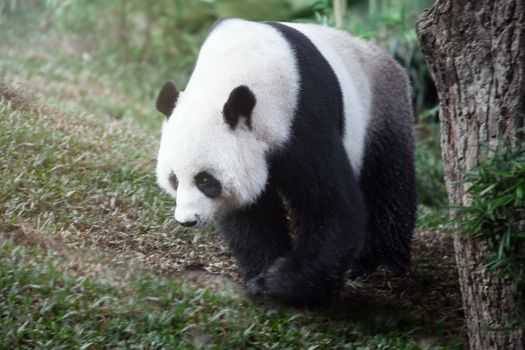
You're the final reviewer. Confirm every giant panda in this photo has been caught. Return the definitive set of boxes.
[155,18,416,305]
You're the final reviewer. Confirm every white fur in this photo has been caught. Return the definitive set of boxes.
[156,19,299,223]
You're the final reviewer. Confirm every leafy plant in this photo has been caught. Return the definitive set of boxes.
[454,138,525,326]
[415,119,447,208]
[414,118,449,229]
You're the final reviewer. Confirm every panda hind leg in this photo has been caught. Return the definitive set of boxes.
[351,127,416,278]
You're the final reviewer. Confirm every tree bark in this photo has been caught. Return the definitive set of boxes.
[416,1,525,349]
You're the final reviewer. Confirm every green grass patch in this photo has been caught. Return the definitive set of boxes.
[0,238,458,349]
[0,100,170,236]
[0,88,227,276]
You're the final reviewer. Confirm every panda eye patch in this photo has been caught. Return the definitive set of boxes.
[194,171,221,198]
[169,171,178,190]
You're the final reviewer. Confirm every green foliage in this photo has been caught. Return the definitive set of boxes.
[415,119,447,208]
[313,0,437,116]
[414,113,449,229]
[0,0,439,129]
[1,0,437,115]
[31,0,318,89]
[214,0,317,21]
[454,139,525,326]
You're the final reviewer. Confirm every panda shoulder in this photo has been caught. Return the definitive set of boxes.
[306,24,409,92]
[208,16,235,34]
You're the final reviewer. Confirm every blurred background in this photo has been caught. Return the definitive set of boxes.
[1,2,471,347]
[0,0,445,223]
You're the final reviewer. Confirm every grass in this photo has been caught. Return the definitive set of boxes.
[0,81,230,276]
[0,5,462,348]
[0,25,170,135]
[0,78,464,349]
[1,237,451,349]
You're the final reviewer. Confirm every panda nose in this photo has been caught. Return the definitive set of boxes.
[179,220,197,228]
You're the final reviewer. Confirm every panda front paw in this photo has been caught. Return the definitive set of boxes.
[245,273,266,296]
[245,257,288,297]
[245,257,341,307]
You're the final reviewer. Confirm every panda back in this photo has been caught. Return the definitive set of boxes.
[276,23,374,175]
[188,19,409,176]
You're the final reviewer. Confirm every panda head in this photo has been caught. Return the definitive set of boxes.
[155,81,269,227]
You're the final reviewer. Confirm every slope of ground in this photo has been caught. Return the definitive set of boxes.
[0,30,465,348]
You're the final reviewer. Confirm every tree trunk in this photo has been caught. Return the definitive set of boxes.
[140,10,154,62]
[416,1,525,349]
[333,0,346,29]
[118,0,130,53]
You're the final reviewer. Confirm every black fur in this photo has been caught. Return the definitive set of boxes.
[169,171,178,191]
[156,80,179,118]
[350,61,416,278]
[223,85,256,130]
[218,22,366,306]
[194,171,222,198]
[219,183,292,281]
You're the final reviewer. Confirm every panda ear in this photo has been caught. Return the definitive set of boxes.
[156,80,179,118]
[223,85,256,130]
